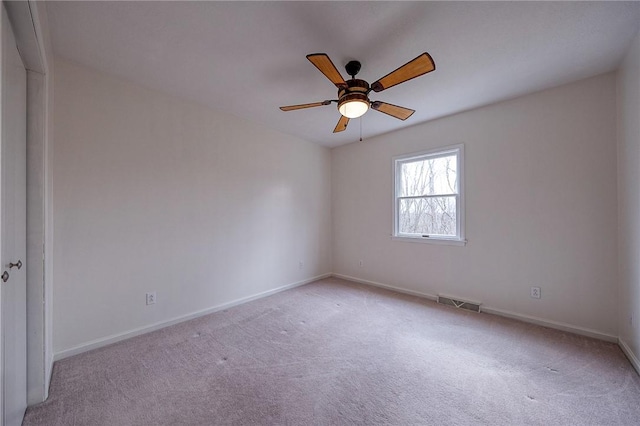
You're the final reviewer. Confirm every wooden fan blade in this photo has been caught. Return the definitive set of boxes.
[371,53,435,92]
[280,101,331,111]
[333,115,350,133]
[307,54,347,88]
[371,101,415,121]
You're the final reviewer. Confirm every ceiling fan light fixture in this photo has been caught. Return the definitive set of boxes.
[280,52,435,132]
[338,93,369,119]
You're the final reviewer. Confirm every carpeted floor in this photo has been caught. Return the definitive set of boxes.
[23,277,640,425]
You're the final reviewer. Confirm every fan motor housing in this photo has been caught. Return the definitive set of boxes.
[337,92,369,108]
[337,79,370,109]
[337,79,370,118]
[338,79,369,97]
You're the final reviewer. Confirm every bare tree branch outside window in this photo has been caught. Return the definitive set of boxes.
[398,154,457,236]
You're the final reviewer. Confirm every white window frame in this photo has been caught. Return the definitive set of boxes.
[392,144,466,246]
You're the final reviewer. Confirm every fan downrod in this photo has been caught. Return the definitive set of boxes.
[345,60,361,79]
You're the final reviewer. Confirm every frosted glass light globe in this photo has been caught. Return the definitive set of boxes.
[338,99,369,119]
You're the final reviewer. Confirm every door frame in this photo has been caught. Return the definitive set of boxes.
[1,4,28,423]
[3,0,53,407]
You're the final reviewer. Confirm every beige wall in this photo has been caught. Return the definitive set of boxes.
[52,59,332,356]
[332,73,618,338]
[618,30,640,368]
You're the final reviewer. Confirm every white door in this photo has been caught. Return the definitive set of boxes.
[0,3,27,426]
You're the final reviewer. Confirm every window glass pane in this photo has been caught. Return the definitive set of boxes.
[400,155,457,197]
[399,196,457,236]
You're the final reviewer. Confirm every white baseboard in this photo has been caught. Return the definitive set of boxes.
[45,352,53,400]
[52,272,630,372]
[332,273,438,301]
[481,306,618,343]
[619,338,640,375]
[53,273,331,361]
[333,273,617,343]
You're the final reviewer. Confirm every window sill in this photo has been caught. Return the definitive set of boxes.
[391,235,467,246]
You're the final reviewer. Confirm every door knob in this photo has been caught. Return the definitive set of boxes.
[8,260,22,270]
[1,271,8,283]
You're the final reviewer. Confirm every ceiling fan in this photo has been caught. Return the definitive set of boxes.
[280,52,435,133]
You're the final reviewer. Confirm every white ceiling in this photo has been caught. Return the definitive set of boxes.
[47,1,640,148]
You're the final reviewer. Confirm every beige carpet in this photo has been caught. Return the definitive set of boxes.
[24,277,640,425]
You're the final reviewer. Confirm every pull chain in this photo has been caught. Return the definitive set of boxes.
[359,116,363,142]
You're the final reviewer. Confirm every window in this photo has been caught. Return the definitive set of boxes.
[393,144,465,245]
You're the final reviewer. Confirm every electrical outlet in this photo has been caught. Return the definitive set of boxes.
[146,292,156,305]
[358,260,363,268]
[298,261,304,269]
[530,287,541,299]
